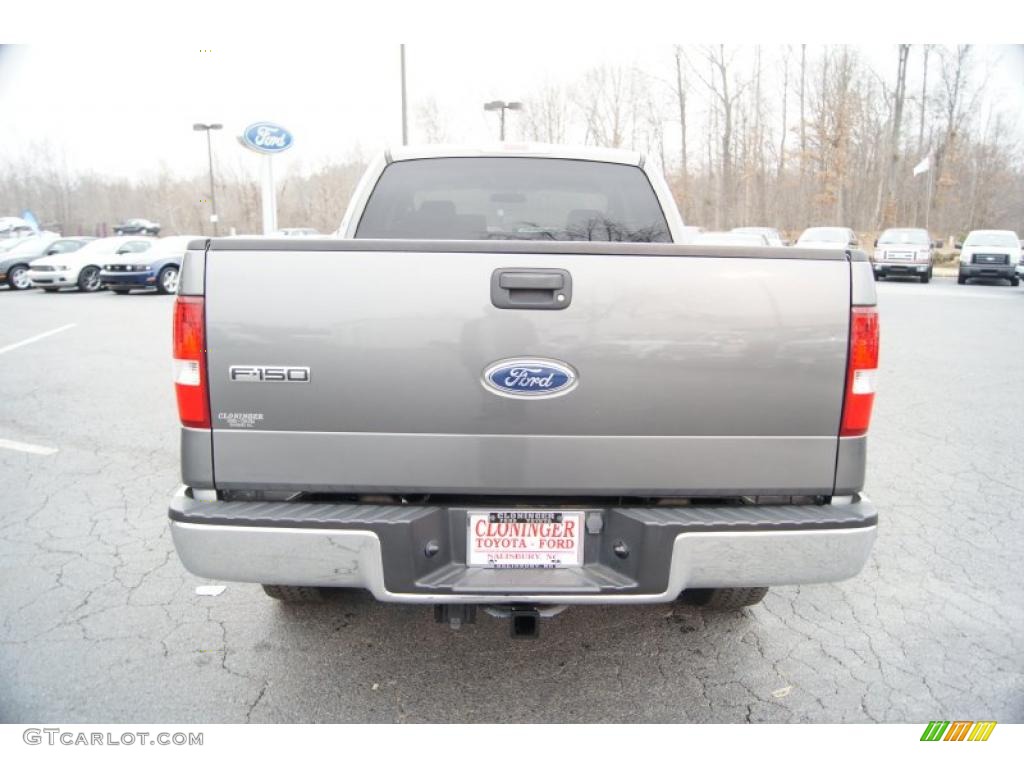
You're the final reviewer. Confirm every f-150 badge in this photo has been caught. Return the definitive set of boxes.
[482,358,577,399]
[229,366,310,383]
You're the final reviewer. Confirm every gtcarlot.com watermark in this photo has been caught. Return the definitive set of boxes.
[23,729,203,746]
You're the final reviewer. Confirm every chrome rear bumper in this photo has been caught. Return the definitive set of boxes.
[168,487,877,604]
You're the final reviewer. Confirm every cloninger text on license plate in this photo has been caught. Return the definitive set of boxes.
[467,510,584,569]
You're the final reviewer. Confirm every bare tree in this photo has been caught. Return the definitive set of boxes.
[574,64,647,148]
[687,45,751,227]
[777,46,791,181]
[673,47,689,192]
[916,44,932,154]
[798,45,806,177]
[752,46,768,224]
[874,44,911,227]
[931,45,977,228]
[415,97,449,144]
[806,47,861,224]
[642,89,668,170]
[523,84,570,144]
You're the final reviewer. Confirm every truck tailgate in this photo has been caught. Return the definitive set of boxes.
[204,242,851,496]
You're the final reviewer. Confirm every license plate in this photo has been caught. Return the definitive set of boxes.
[467,510,584,569]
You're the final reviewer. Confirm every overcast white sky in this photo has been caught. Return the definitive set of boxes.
[1,42,1022,181]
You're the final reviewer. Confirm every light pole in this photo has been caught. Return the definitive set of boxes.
[483,100,522,141]
[193,122,223,235]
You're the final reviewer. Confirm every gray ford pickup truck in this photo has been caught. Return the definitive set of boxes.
[168,144,879,636]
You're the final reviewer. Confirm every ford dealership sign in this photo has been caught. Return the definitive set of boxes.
[482,358,578,399]
[241,122,294,154]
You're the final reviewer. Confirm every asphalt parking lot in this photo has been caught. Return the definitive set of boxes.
[1,277,1022,724]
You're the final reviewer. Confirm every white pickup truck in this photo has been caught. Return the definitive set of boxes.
[957,229,1021,286]
[168,144,879,636]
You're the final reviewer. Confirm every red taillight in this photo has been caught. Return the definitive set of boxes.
[173,296,210,429]
[840,306,879,437]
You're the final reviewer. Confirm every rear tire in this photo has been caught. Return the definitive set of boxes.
[261,584,325,603]
[920,272,930,284]
[1011,276,1020,287]
[678,587,768,610]
[957,274,967,285]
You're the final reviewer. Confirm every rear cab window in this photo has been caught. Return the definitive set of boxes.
[355,157,671,242]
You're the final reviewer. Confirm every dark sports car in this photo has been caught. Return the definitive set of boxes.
[113,218,161,236]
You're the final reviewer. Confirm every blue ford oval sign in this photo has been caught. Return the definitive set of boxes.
[241,122,294,154]
[482,358,578,399]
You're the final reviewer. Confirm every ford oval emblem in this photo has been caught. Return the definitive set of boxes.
[482,358,578,399]
[241,122,294,154]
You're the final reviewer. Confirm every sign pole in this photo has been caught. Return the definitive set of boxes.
[262,154,277,235]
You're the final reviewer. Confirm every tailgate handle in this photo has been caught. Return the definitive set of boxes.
[491,268,572,310]
[499,273,563,290]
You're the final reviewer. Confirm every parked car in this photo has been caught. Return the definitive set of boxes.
[731,226,784,247]
[0,216,36,241]
[795,226,860,250]
[957,230,1021,286]
[168,143,879,636]
[27,236,154,292]
[0,238,29,254]
[274,227,320,237]
[0,233,68,290]
[100,235,197,294]
[872,227,934,283]
[113,218,161,236]
[693,231,770,246]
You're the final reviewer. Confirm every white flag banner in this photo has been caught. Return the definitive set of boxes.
[913,156,931,176]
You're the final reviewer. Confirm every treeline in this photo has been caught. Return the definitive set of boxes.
[3,45,1022,241]
[517,44,1024,239]
[0,151,366,237]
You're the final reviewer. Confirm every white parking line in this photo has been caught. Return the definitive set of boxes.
[0,439,58,456]
[0,323,77,355]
